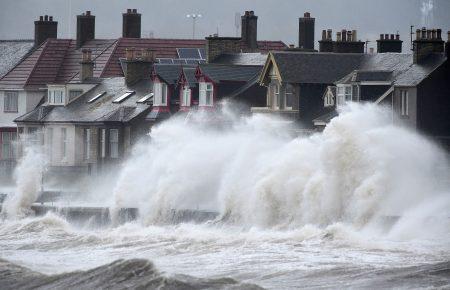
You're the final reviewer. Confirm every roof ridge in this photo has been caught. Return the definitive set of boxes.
[99,39,121,78]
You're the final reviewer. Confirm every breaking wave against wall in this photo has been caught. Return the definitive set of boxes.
[112,103,450,238]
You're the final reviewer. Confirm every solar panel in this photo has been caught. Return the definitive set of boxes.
[87,91,106,103]
[157,58,174,64]
[177,48,201,59]
[137,93,153,103]
[173,59,187,64]
[185,59,200,65]
[113,91,134,103]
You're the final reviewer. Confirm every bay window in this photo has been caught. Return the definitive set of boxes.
[109,129,119,158]
[199,82,214,106]
[336,85,352,106]
[181,86,191,106]
[400,90,408,116]
[4,91,18,112]
[1,132,17,159]
[153,82,168,106]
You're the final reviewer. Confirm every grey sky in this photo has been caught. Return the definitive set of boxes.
[1,0,449,50]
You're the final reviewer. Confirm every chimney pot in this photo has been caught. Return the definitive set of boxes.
[380,34,384,40]
[322,30,326,41]
[352,30,357,41]
[422,27,427,39]
[437,29,442,40]
[396,34,400,40]
[347,31,352,41]
[132,9,137,13]
[44,15,48,21]
[289,44,295,48]
[390,34,394,40]
[426,29,432,39]
[49,16,53,21]
[431,29,437,39]
[127,9,132,13]
[39,16,43,21]
[327,29,332,40]
[416,29,421,40]
[342,29,347,41]
[304,12,310,18]
[384,34,389,40]
[86,10,91,16]
[337,32,342,42]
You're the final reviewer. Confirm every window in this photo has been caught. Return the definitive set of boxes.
[48,89,64,105]
[88,91,106,103]
[199,82,213,106]
[337,85,352,106]
[46,128,53,159]
[181,86,191,106]
[153,83,168,106]
[137,93,153,104]
[285,84,294,109]
[69,90,83,99]
[324,90,334,107]
[109,129,119,158]
[1,132,17,159]
[61,128,67,160]
[274,84,280,108]
[100,129,106,158]
[83,128,91,160]
[113,91,134,103]
[4,91,18,112]
[400,90,408,116]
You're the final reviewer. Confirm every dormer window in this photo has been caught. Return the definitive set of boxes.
[153,82,168,106]
[48,89,65,105]
[181,86,191,106]
[336,85,352,106]
[199,82,213,106]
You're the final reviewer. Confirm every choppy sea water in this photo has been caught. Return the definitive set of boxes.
[0,213,449,289]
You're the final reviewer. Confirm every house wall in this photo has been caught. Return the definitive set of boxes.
[393,87,417,128]
[360,85,391,102]
[0,90,44,127]
[416,62,450,144]
[298,83,328,127]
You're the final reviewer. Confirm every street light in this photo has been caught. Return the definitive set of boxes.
[186,13,202,39]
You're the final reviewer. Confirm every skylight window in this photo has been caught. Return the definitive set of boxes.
[87,91,106,103]
[137,93,153,103]
[113,91,135,103]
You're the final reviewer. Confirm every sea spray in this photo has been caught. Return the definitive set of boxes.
[111,102,449,238]
[1,145,46,219]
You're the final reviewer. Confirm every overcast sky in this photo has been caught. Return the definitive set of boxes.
[1,0,449,50]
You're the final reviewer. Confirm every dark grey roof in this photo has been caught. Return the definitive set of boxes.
[225,73,260,99]
[0,40,34,77]
[212,53,268,66]
[271,51,447,86]
[313,108,338,124]
[180,67,197,88]
[15,77,152,123]
[153,64,187,85]
[199,64,262,83]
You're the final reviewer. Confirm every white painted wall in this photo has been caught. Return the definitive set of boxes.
[0,90,44,127]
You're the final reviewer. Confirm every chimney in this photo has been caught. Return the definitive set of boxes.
[76,11,95,48]
[446,31,450,58]
[352,30,357,41]
[337,31,342,42]
[241,11,258,50]
[34,15,57,47]
[123,9,141,38]
[377,32,402,53]
[413,27,445,64]
[123,47,153,85]
[319,29,333,52]
[80,49,94,81]
[298,12,315,50]
[342,29,347,41]
[333,28,364,53]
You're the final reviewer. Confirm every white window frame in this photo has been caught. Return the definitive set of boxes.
[109,129,119,159]
[61,128,67,160]
[153,82,168,106]
[48,89,65,105]
[199,82,214,106]
[4,91,19,112]
[285,84,294,110]
[336,85,352,106]
[84,128,91,160]
[400,90,409,116]
[181,86,191,106]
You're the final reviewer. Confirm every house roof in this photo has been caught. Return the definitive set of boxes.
[212,53,268,66]
[178,66,198,88]
[197,64,262,83]
[262,51,447,87]
[152,64,186,85]
[15,77,152,124]
[0,40,34,78]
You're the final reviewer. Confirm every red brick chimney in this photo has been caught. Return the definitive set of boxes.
[123,9,141,38]
[76,11,95,48]
[34,15,57,47]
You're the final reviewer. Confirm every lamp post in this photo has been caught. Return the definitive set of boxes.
[186,13,202,39]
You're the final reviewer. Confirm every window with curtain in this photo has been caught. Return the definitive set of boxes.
[199,82,214,106]
[4,91,18,112]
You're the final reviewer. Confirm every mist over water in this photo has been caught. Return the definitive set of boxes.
[1,102,449,288]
